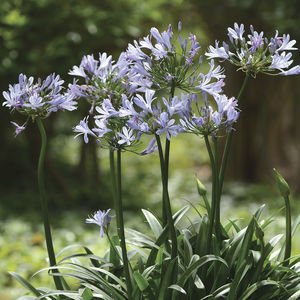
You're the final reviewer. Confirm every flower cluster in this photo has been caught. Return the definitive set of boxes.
[206,22,300,77]
[74,96,139,151]
[2,73,77,135]
[68,52,134,112]
[180,94,239,136]
[73,24,241,149]
[119,22,223,93]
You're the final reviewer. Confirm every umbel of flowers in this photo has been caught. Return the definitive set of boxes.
[3,22,300,299]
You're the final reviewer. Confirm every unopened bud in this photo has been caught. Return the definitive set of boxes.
[196,177,207,197]
[273,168,290,197]
[178,21,182,33]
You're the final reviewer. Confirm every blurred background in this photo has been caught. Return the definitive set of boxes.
[1,0,300,298]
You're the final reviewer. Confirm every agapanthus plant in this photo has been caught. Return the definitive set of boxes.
[2,73,77,291]
[206,22,300,77]
[5,21,300,300]
[73,91,144,298]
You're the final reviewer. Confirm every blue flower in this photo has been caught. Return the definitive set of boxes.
[10,121,26,137]
[74,116,96,143]
[205,23,300,77]
[3,73,77,135]
[122,22,203,93]
[86,209,111,238]
[117,126,136,146]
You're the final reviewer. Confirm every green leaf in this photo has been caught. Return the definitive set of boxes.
[225,219,241,233]
[236,217,255,270]
[9,272,42,297]
[173,205,190,226]
[194,274,205,289]
[227,261,250,300]
[178,255,228,287]
[168,284,186,294]
[288,289,300,299]
[133,271,149,291]
[81,287,94,300]
[142,209,163,239]
[110,235,121,267]
[146,226,169,267]
[240,280,280,300]
[155,245,165,265]
[158,258,177,300]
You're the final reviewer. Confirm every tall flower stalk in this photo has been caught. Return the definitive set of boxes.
[36,118,63,290]
[115,149,133,297]
[155,134,178,259]
[212,73,250,241]
[2,73,77,290]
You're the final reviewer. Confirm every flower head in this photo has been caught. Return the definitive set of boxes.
[68,52,133,110]
[180,94,240,136]
[86,209,111,238]
[205,23,300,77]
[3,73,77,135]
[121,22,203,93]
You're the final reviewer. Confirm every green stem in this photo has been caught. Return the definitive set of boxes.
[36,118,63,291]
[213,137,221,241]
[155,135,177,259]
[284,195,292,266]
[161,80,175,227]
[116,149,133,297]
[204,135,217,253]
[109,150,117,201]
[162,139,170,227]
[218,73,250,195]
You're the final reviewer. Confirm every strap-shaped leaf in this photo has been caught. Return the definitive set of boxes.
[142,209,163,239]
[178,255,228,288]
[81,287,94,300]
[9,272,42,297]
[158,257,177,300]
[133,271,149,291]
[240,280,280,300]
[168,284,186,294]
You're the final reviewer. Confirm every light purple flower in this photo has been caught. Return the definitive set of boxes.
[86,209,111,238]
[206,23,300,77]
[248,30,264,53]
[92,119,112,138]
[10,121,26,136]
[95,99,119,120]
[279,65,300,76]
[3,73,76,123]
[156,112,180,140]
[117,126,136,145]
[269,52,293,70]
[74,116,96,143]
[134,89,156,113]
[141,137,157,155]
[276,34,297,52]
[228,23,245,41]
[205,41,231,60]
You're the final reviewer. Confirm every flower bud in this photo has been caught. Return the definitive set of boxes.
[178,21,182,33]
[196,177,207,197]
[273,168,290,198]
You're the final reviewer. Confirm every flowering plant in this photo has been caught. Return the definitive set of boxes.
[4,22,300,300]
